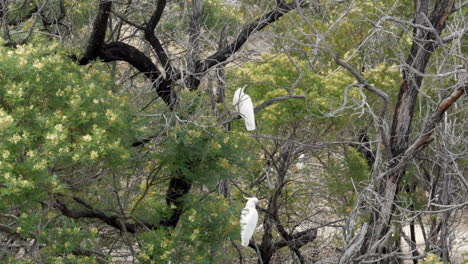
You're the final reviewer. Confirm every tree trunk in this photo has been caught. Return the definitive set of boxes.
[341,1,457,263]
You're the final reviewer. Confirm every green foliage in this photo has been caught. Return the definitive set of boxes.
[131,97,255,263]
[158,0,240,41]
[203,0,241,34]
[227,53,361,133]
[323,147,370,214]
[0,42,133,195]
[420,254,444,264]
[157,126,252,187]
[136,195,239,263]
[0,42,135,258]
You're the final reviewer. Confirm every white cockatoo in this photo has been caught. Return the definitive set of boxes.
[233,86,256,131]
[295,154,305,170]
[240,197,259,247]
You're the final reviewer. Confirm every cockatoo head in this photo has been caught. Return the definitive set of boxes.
[245,197,259,208]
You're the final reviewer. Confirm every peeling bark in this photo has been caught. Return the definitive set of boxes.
[341,0,461,263]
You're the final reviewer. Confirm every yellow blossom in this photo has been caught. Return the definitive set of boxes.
[19,180,30,187]
[189,214,196,222]
[18,57,27,67]
[161,251,170,260]
[9,134,22,144]
[33,59,44,70]
[2,150,10,159]
[190,229,200,241]
[46,133,59,143]
[33,159,47,171]
[58,147,69,153]
[210,141,221,150]
[160,239,168,248]
[90,151,99,160]
[82,135,92,142]
[219,158,230,168]
[105,109,117,122]
[0,110,14,128]
[56,89,64,96]
[90,227,98,235]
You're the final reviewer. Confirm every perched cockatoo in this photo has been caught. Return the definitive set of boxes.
[240,197,259,247]
[233,86,256,131]
[295,154,305,170]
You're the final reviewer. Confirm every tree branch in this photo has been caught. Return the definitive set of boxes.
[159,174,193,228]
[187,0,307,88]
[54,195,157,233]
[442,26,467,43]
[98,41,172,104]
[451,1,468,13]
[40,0,66,27]
[111,10,145,30]
[81,0,112,63]
[76,0,173,105]
[273,227,318,249]
[144,0,172,73]
[390,0,455,156]
[0,218,107,263]
[404,84,465,158]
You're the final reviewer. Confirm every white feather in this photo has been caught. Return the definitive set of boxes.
[296,154,305,170]
[233,87,256,131]
[240,197,259,247]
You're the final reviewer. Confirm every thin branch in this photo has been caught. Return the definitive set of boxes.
[451,1,468,13]
[81,0,112,63]
[442,27,467,43]
[111,10,145,30]
[377,84,465,181]
[273,227,318,249]
[54,195,157,233]
[188,0,307,88]
[144,0,172,71]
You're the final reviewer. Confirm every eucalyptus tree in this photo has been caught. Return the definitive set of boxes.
[0,0,466,263]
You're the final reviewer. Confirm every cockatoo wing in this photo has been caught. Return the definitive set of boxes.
[240,207,258,247]
[233,87,245,112]
[233,87,256,131]
[238,94,256,131]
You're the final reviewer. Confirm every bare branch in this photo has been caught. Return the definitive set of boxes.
[144,0,172,72]
[442,26,467,42]
[111,10,145,30]
[188,0,307,88]
[53,195,157,233]
[273,228,318,249]
[81,0,112,63]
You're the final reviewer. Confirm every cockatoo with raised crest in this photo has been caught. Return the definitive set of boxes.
[233,86,256,131]
[240,197,259,247]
